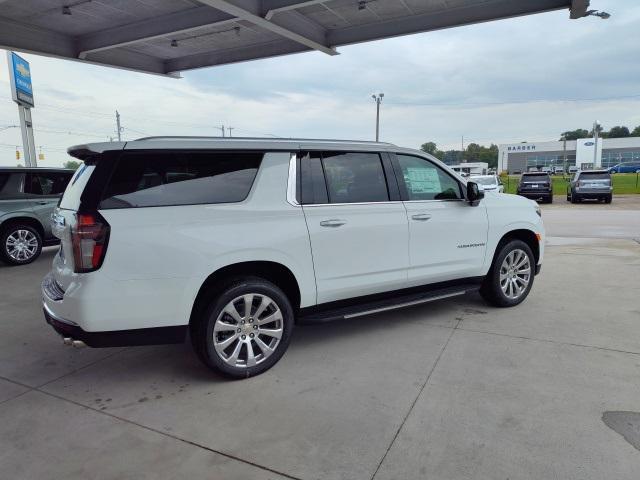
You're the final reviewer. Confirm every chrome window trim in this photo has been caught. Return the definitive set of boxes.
[286,152,300,206]
[302,201,404,207]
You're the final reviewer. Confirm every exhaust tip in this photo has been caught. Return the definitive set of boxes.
[63,337,73,346]
[71,340,87,349]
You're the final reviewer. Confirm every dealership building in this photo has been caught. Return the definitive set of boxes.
[498,137,640,173]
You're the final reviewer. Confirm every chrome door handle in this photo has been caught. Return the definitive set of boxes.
[320,219,347,228]
[411,213,432,221]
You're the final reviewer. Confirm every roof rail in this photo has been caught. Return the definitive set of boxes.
[133,136,395,146]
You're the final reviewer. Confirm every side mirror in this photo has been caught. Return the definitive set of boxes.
[466,181,484,206]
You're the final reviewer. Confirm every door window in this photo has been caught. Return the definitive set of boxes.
[321,152,389,203]
[25,172,72,196]
[395,155,462,201]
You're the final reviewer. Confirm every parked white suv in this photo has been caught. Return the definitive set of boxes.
[43,138,544,378]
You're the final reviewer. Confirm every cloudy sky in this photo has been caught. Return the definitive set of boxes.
[0,0,638,167]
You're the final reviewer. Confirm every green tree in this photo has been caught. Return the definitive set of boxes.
[560,129,590,140]
[607,126,630,138]
[631,125,640,137]
[420,141,444,160]
[63,160,81,170]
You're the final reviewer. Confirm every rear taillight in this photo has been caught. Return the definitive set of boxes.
[71,212,110,273]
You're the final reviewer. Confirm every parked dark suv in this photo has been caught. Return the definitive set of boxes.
[0,167,74,265]
[516,172,553,203]
[567,170,613,204]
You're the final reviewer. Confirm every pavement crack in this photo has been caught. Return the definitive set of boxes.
[457,327,640,357]
[370,317,462,480]
[31,388,306,480]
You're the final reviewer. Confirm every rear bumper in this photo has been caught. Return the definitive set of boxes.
[574,189,611,199]
[43,303,187,347]
[518,191,552,199]
[42,272,187,348]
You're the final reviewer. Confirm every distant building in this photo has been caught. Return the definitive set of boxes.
[498,137,640,173]
[449,162,488,176]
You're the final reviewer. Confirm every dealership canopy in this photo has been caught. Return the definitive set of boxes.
[0,0,591,76]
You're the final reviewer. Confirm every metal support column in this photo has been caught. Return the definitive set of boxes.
[18,105,37,167]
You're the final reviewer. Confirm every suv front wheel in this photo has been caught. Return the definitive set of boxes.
[480,240,535,307]
[0,223,43,266]
[192,277,294,378]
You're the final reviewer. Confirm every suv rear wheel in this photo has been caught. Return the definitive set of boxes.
[0,224,42,266]
[480,240,535,307]
[192,277,294,378]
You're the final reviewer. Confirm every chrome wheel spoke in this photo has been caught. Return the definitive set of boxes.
[245,341,257,367]
[256,311,282,326]
[216,333,239,350]
[224,303,243,323]
[226,340,243,365]
[259,327,282,340]
[254,336,273,354]
[253,296,271,319]
[214,319,237,332]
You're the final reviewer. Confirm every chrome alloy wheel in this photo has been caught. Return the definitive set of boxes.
[5,229,38,262]
[213,293,283,368]
[499,249,531,300]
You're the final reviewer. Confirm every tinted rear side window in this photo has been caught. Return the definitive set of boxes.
[0,174,9,193]
[100,151,262,209]
[321,152,389,203]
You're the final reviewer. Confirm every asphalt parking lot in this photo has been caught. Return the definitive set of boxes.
[1,196,640,480]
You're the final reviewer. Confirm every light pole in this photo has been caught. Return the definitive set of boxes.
[593,120,600,169]
[372,93,384,141]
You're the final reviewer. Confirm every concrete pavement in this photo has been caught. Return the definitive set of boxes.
[1,197,639,479]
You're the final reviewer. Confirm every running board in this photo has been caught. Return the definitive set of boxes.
[298,283,480,324]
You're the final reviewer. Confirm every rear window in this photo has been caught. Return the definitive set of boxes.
[521,174,548,182]
[0,173,9,193]
[579,172,610,180]
[60,164,95,210]
[99,152,262,209]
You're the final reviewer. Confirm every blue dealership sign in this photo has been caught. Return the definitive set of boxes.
[8,52,34,107]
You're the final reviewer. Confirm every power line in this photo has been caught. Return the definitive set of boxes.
[386,93,640,107]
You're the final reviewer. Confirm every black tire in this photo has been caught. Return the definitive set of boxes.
[0,223,42,266]
[191,276,294,379]
[480,239,536,308]
[547,195,553,204]
[605,195,612,204]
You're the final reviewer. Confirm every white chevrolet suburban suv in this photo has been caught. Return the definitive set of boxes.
[42,137,544,378]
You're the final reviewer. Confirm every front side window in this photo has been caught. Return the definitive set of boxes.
[395,154,462,201]
[100,151,262,209]
[25,172,72,196]
[321,152,389,203]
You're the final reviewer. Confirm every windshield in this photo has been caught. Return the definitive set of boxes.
[472,176,497,186]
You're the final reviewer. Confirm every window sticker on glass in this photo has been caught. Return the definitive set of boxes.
[405,167,441,194]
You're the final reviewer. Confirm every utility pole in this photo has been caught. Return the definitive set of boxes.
[115,110,122,141]
[461,135,465,163]
[217,125,226,137]
[227,127,234,137]
[371,93,384,141]
[562,134,567,174]
[592,120,599,170]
